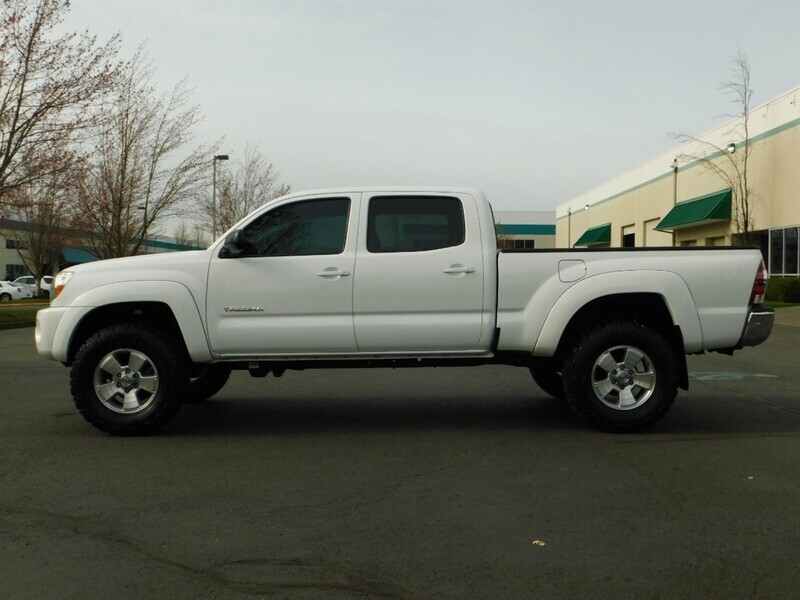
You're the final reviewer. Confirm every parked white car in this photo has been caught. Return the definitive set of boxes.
[40,275,54,296]
[13,275,53,298]
[0,281,28,301]
[12,282,34,298]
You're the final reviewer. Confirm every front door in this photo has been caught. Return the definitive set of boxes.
[206,195,359,356]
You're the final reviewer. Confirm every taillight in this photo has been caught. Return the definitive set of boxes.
[750,260,767,305]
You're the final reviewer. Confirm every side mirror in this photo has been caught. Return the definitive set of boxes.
[219,229,253,258]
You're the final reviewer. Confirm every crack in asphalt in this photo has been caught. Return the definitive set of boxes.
[0,505,411,598]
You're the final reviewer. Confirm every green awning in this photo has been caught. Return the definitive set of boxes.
[60,248,98,264]
[655,189,731,231]
[573,223,611,247]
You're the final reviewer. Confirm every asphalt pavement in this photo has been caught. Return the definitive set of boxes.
[1,323,800,599]
[774,304,800,327]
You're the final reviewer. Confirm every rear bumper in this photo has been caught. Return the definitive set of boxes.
[739,307,774,348]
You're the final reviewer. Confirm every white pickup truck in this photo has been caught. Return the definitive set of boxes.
[35,188,774,435]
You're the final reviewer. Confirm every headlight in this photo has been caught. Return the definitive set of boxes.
[53,271,74,299]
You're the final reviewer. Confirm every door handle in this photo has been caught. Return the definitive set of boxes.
[442,266,475,274]
[317,269,351,278]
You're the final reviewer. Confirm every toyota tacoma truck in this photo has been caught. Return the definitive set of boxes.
[35,188,774,435]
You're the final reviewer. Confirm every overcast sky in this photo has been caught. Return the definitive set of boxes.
[63,0,800,212]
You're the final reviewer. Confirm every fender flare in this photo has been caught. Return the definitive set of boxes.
[533,270,703,356]
[52,281,212,363]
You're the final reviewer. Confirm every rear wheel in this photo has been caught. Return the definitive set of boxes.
[70,324,188,435]
[562,321,679,433]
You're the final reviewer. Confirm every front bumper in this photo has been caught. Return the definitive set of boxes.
[35,307,69,361]
[739,307,775,348]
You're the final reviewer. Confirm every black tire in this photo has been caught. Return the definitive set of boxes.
[70,323,189,435]
[562,321,679,433]
[0,293,10,301]
[185,364,232,403]
[529,359,565,400]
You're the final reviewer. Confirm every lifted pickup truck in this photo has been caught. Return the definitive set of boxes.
[35,188,774,435]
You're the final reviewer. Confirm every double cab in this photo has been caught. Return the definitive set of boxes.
[35,188,774,434]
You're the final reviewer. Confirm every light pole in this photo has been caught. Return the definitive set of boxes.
[212,154,229,239]
[672,157,679,247]
[136,201,148,254]
[567,207,572,247]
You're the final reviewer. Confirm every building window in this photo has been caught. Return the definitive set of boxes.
[5,239,28,250]
[786,227,799,275]
[770,226,799,275]
[4,264,25,278]
[498,238,534,249]
[622,233,635,247]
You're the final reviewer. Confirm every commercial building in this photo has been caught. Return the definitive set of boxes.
[495,210,556,249]
[0,219,202,280]
[557,84,800,276]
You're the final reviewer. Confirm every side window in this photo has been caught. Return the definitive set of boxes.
[367,196,465,253]
[240,198,350,257]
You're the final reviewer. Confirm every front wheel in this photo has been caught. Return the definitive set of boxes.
[70,324,189,435]
[529,359,565,400]
[562,321,679,433]
[0,293,10,301]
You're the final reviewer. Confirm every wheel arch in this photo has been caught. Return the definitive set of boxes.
[537,290,691,391]
[67,302,183,364]
[534,271,702,354]
[57,281,212,365]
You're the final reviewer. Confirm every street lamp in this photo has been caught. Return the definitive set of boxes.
[212,154,229,239]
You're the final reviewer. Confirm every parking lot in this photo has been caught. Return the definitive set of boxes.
[1,319,799,599]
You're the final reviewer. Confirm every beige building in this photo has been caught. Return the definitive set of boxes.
[557,84,800,275]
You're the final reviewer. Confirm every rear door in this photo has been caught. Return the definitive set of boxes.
[352,193,485,352]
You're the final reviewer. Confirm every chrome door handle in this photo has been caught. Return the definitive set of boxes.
[317,269,351,278]
[442,266,475,274]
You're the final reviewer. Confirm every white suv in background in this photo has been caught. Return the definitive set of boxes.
[13,275,54,298]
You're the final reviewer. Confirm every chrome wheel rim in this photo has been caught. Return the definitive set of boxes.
[93,348,159,414]
[591,345,656,410]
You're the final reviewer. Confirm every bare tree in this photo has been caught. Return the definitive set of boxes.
[0,0,120,203]
[172,220,191,247]
[674,49,754,242]
[205,145,291,234]
[191,222,210,248]
[3,150,85,291]
[75,47,213,258]
[172,219,206,249]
